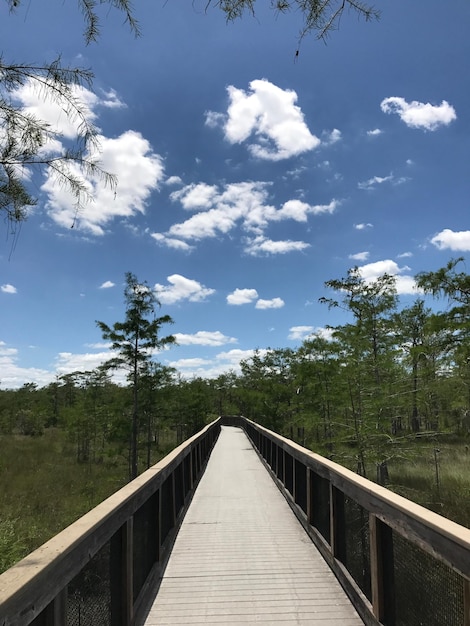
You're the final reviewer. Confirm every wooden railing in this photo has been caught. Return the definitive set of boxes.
[2,416,470,626]
[234,416,470,626]
[0,420,220,626]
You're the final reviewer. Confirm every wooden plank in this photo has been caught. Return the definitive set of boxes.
[142,427,364,625]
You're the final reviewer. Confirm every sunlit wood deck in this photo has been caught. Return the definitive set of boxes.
[141,426,364,625]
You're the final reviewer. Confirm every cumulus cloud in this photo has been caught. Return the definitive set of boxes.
[165,175,183,186]
[430,229,470,251]
[173,331,237,346]
[13,79,165,235]
[357,259,419,295]
[255,297,285,309]
[322,128,342,145]
[153,181,336,254]
[288,326,314,341]
[380,97,457,130]
[206,78,320,160]
[245,236,310,256]
[169,348,266,379]
[151,233,194,252]
[367,128,383,136]
[98,88,126,109]
[354,223,373,230]
[154,275,215,305]
[43,130,165,235]
[0,342,54,389]
[227,288,259,305]
[349,251,370,261]
[99,281,115,289]
[1,284,17,294]
[170,183,218,210]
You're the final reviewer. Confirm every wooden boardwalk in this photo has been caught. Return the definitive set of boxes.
[142,426,364,625]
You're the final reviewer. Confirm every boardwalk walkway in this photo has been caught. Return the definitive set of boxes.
[142,426,364,625]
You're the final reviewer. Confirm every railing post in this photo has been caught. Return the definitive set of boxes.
[370,514,395,626]
[307,468,312,525]
[43,588,67,625]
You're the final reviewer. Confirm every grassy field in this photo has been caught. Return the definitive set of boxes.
[0,428,178,573]
[1,429,469,575]
[386,442,470,527]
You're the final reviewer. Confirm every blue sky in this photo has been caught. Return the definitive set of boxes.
[1,0,469,388]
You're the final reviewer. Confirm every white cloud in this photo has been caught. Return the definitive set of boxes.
[1,284,17,294]
[227,288,259,305]
[99,281,115,289]
[206,78,320,160]
[430,229,470,251]
[55,351,111,374]
[288,326,314,340]
[99,88,126,109]
[151,233,194,252]
[154,275,215,305]
[380,97,457,130]
[154,181,335,253]
[12,79,165,235]
[358,174,394,190]
[397,251,413,258]
[173,331,237,346]
[349,251,370,262]
[170,183,218,210]
[255,297,285,309]
[245,236,310,256]
[367,128,383,136]
[0,343,54,389]
[165,175,183,186]
[276,199,338,221]
[323,128,342,145]
[13,80,98,142]
[169,348,267,379]
[354,223,373,230]
[43,130,165,235]
[357,259,419,295]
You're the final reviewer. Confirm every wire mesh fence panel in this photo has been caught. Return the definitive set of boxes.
[393,531,464,626]
[310,471,330,543]
[133,491,159,602]
[67,541,111,626]
[294,459,307,514]
[344,496,371,601]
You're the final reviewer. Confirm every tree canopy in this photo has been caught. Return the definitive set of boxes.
[96,272,175,479]
[210,0,380,45]
[1,0,138,231]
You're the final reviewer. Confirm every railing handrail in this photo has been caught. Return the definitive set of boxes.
[0,419,221,626]
[233,416,470,626]
[2,416,469,626]
[244,417,470,574]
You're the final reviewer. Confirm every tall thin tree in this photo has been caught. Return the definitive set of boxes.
[96,272,175,479]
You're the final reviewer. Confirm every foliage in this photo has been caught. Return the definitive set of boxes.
[1,0,138,230]
[2,258,470,574]
[96,272,175,479]
[210,0,380,45]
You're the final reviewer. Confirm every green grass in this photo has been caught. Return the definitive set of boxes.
[387,443,470,527]
[0,428,178,573]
